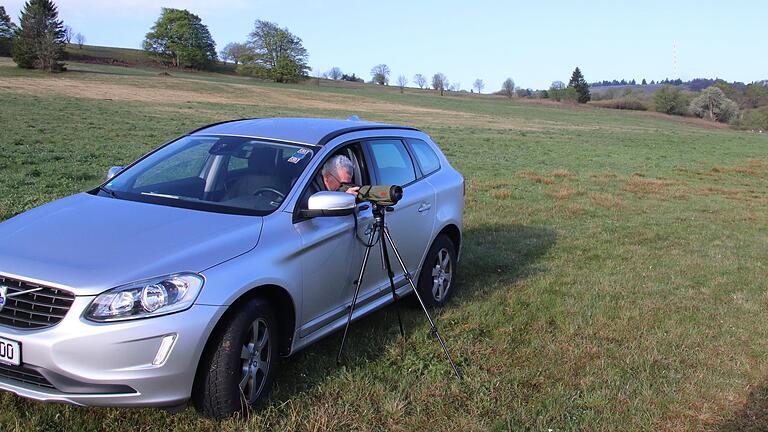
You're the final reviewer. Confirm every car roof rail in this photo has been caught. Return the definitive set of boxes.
[317,125,420,146]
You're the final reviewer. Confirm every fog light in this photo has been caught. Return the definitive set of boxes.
[152,334,177,366]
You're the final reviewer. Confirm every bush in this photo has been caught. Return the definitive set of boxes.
[689,87,739,123]
[590,98,648,111]
[732,107,768,131]
[653,85,688,115]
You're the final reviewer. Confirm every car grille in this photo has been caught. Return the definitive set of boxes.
[0,276,75,329]
[0,363,56,389]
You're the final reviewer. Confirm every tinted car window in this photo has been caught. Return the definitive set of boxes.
[368,140,416,186]
[407,139,441,176]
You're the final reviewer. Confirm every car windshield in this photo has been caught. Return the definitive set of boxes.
[103,135,314,215]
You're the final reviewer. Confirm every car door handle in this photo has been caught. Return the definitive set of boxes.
[418,202,432,213]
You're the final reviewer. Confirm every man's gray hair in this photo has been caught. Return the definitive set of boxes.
[322,155,354,178]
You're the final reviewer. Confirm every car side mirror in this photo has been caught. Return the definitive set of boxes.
[301,191,356,218]
[106,166,124,180]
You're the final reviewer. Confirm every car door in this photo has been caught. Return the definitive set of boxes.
[363,139,436,291]
[293,144,381,337]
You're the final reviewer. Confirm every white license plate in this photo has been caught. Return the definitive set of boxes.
[0,337,21,366]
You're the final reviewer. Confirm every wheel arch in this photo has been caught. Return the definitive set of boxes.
[192,284,297,398]
[436,223,462,256]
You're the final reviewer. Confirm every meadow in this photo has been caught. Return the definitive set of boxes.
[0,56,767,431]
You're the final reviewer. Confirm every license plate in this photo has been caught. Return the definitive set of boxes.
[0,337,21,366]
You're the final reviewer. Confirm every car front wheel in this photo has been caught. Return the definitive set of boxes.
[416,234,457,308]
[193,297,279,419]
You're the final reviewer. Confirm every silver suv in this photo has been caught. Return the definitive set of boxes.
[0,118,464,418]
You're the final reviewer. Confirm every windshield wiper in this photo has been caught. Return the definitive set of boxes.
[98,185,117,198]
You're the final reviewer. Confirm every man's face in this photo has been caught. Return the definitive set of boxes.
[324,168,352,191]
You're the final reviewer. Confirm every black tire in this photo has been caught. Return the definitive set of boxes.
[415,234,457,308]
[193,297,279,419]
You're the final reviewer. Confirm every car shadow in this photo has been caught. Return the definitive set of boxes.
[718,379,768,431]
[269,222,557,403]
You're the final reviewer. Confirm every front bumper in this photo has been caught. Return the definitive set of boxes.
[0,297,226,407]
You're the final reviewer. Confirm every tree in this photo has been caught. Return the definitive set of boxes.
[143,8,217,70]
[744,83,768,108]
[653,85,687,115]
[396,74,408,93]
[0,6,17,57]
[414,73,427,89]
[501,78,515,98]
[432,72,447,96]
[219,42,249,65]
[568,67,591,103]
[74,32,85,49]
[63,24,72,44]
[341,73,363,83]
[689,87,738,123]
[473,78,485,94]
[548,80,566,101]
[238,20,309,83]
[370,64,390,85]
[12,0,66,71]
[641,78,647,85]
[327,66,342,80]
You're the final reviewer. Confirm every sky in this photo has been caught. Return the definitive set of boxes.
[3,0,767,90]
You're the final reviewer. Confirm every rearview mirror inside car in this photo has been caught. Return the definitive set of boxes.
[302,191,356,217]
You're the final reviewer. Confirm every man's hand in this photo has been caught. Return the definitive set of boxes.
[344,186,360,195]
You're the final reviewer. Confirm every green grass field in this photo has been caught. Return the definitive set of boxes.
[0,57,767,431]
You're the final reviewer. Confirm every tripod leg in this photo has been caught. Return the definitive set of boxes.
[380,234,405,337]
[382,227,462,380]
[337,223,378,364]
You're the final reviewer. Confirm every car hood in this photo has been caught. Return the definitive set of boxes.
[0,193,263,296]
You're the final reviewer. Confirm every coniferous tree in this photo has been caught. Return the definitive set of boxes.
[568,67,591,103]
[11,0,65,71]
[0,6,17,56]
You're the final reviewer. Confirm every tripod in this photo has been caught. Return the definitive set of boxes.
[336,203,462,380]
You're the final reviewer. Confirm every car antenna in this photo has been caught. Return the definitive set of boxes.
[347,115,361,121]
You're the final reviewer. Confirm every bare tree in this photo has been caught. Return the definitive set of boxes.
[473,78,485,94]
[328,66,342,80]
[413,73,427,89]
[219,42,250,65]
[313,70,322,86]
[63,25,73,44]
[370,64,390,85]
[74,33,86,49]
[397,74,408,93]
[432,72,447,96]
[502,78,515,98]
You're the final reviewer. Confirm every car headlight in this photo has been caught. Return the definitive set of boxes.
[85,273,204,322]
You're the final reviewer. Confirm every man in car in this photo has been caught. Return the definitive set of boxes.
[322,155,360,195]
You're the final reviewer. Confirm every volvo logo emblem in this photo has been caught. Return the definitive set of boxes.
[0,285,7,313]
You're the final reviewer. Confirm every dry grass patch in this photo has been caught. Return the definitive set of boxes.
[546,184,584,200]
[519,170,554,185]
[624,178,680,195]
[589,192,625,208]
[551,169,575,178]
[490,189,512,200]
